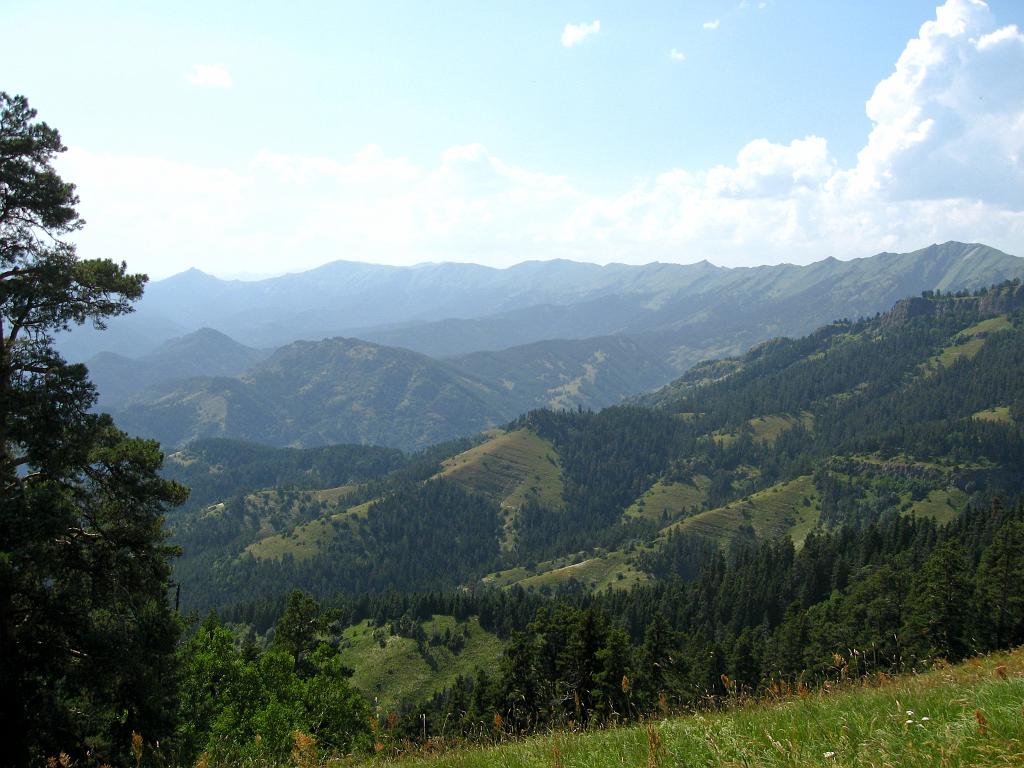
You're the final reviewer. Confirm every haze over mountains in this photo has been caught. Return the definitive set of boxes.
[166,279,1024,612]
[71,241,1024,450]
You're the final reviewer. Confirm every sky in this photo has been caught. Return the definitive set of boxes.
[3,0,1023,279]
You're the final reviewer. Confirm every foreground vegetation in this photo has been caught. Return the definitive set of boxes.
[390,646,1024,768]
[6,92,1024,767]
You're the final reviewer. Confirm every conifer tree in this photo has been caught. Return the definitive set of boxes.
[0,92,186,765]
[976,521,1024,649]
[904,541,974,663]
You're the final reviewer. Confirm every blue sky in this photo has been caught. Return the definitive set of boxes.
[3,0,1023,278]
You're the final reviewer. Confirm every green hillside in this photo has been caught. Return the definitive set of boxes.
[235,426,566,562]
[669,475,821,546]
[438,428,564,549]
[484,549,649,592]
[116,337,511,451]
[339,616,505,713]
[170,283,1024,618]
[393,647,1024,768]
[623,477,709,523]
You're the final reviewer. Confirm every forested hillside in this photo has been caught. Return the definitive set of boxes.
[107,334,678,451]
[170,281,1024,617]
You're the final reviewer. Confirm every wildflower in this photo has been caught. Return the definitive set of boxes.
[906,710,914,716]
[824,751,837,759]
[921,716,930,722]
[905,719,914,725]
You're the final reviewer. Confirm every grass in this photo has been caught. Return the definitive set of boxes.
[973,406,1013,424]
[923,314,1012,372]
[244,488,365,562]
[956,315,1014,337]
[667,475,821,547]
[908,487,968,526]
[437,428,565,550]
[624,477,709,524]
[711,413,811,448]
[513,551,649,592]
[484,550,649,592]
[383,646,1024,768]
[438,428,563,510]
[339,616,506,714]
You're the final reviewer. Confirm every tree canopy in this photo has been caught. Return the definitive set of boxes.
[0,92,186,766]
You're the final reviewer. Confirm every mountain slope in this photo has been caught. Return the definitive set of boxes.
[86,328,270,407]
[113,335,679,451]
[168,282,1024,611]
[114,338,507,450]
[57,242,1023,363]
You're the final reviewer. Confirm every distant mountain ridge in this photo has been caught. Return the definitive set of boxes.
[86,328,271,407]
[88,242,1024,451]
[58,242,1023,362]
[110,334,677,450]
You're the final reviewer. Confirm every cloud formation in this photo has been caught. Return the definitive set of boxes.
[186,64,233,88]
[62,0,1024,276]
[703,20,721,30]
[561,20,600,48]
[841,0,1024,207]
[669,48,686,61]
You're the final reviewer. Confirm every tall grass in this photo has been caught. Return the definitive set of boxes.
[381,648,1024,768]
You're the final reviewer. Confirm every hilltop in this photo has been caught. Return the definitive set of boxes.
[169,281,1024,612]
[166,281,1024,757]
[71,243,1024,452]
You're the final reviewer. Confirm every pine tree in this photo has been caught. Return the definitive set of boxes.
[904,541,974,663]
[976,521,1024,649]
[0,92,186,765]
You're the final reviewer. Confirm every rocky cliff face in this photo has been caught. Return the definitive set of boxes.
[883,279,1024,329]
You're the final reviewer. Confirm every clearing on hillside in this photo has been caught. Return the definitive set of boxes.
[437,428,564,549]
[667,475,821,546]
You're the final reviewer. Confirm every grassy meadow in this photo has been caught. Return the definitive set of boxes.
[376,646,1024,768]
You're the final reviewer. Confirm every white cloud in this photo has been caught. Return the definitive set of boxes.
[840,0,1024,207]
[186,63,233,88]
[59,1,1024,276]
[703,19,720,30]
[669,48,686,61]
[561,20,600,48]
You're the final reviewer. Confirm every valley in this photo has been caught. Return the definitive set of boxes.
[142,281,1024,725]
[66,242,1024,453]
[8,3,1024,761]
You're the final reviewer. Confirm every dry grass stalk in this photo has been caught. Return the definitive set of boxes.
[647,723,664,768]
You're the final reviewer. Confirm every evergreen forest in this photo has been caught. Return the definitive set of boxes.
[3,92,1024,767]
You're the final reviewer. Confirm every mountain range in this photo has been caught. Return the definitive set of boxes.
[73,241,1024,450]
[165,279,1024,612]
